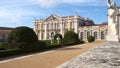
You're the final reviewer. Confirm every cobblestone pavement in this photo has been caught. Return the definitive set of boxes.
[0,41,104,68]
[57,42,120,68]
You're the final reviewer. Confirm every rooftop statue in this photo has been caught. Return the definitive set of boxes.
[106,0,116,8]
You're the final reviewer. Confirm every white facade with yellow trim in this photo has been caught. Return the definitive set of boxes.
[34,14,107,41]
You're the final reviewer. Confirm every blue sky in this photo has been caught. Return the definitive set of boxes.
[0,0,120,28]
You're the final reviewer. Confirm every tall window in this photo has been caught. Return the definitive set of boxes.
[51,32,54,39]
[72,22,74,29]
[101,31,105,39]
[53,23,55,29]
[51,23,53,29]
[1,32,5,42]
[65,23,66,29]
[84,30,86,38]
[63,23,66,29]
[57,23,60,29]
[41,33,44,39]
[49,23,51,30]
[81,32,83,39]
[47,24,48,30]
[43,25,45,30]
[87,31,90,38]
[94,32,97,39]
[90,30,92,36]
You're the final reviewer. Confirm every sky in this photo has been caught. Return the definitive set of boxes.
[0,0,120,28]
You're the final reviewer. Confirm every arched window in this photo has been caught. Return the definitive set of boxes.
[51,32,54,39]
[94,32,97,39]
[101,31,105,39]
[87,31,90,38]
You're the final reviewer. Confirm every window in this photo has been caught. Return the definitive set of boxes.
[81,32,83,38]
[0,32,5,42]
[101,31,105,39]
[87,31,90,38]
[70,22,74,29]
[84,30,86,38]
[42,25,45,30]
[90,30,92,36]
[51,32,54,39]
[51,23,53,29]
[49,24,51,30]
[94,32,97,39]
[65,23,66,29]
[63,23,66,29]
[58,23,60,29]
[53,23,55,29]
[47,33,49,39]
[41,33,44,39]
[47,24,48,30]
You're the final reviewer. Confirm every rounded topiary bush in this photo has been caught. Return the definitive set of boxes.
[64,31,79,43]
[54,33,63,40]
[8,26,38,50]
[87,36,95,42]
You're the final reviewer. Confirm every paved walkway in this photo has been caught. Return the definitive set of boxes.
[0,41,105,68]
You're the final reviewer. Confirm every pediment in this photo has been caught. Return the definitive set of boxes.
[46,14,60,21]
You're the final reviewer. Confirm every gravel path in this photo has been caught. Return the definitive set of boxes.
[57,42,120,68]
[0,41,104,68]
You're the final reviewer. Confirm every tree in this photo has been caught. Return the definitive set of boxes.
[8,26,38,50]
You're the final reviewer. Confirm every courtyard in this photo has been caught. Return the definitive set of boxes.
[0,41,104,68]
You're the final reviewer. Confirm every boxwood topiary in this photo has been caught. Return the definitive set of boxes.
[64,31,79,43]
[87,36,95,42]
[54,33,63,40]
[8,26,38,50]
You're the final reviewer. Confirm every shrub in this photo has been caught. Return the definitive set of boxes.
[54,33,63,40]
[37,41,47,49]
[7,26,38,50]
[0,43,5,50]
[87,36,95,42]
[79,38,84,44]
[64,31,79,43]
[45,44,61,50]
[0,49,23,57]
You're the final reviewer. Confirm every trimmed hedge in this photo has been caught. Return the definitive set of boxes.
[45,44,61,50]
[0,41,83,58]
[0,43,5,50]
[0,49,23,57]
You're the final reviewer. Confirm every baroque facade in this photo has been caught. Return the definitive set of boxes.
[34,14,107,41]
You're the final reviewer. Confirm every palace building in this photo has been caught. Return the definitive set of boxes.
[34,14,107,41]
[0,27,13,42]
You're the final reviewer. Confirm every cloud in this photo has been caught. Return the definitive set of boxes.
[11,12,22,24]
[36,0,105,8]
[0,0,106,9]
[37,0,60,8]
